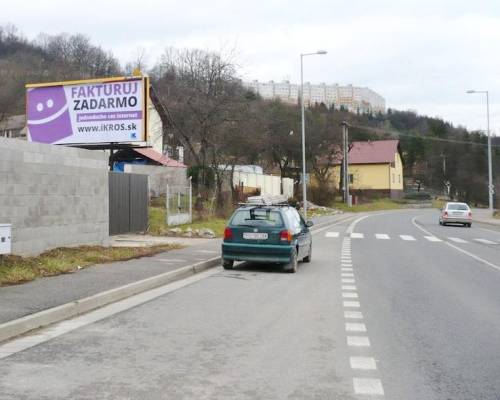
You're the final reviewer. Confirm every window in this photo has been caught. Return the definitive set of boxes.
[392,173,395,183]
[398,175,401,183]
[447,203,469,211]
[349,174,354,184]
[231,209,284,227]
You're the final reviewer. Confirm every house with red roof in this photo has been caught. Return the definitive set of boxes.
[331,139,404,199]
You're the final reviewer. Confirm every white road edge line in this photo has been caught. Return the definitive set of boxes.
[412,216,500,272]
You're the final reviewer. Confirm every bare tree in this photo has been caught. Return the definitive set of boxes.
[151,47,255,213]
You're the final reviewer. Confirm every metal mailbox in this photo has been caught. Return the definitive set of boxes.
[0,224,12,255]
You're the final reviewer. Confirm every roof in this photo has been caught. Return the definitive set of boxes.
[347,140,400,164]
[133,148,187,168]
[0,115,26,131]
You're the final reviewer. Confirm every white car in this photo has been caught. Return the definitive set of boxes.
[439,202,472,227]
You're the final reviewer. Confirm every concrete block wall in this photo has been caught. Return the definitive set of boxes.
[123,164,187,197]
[0,137,109,256]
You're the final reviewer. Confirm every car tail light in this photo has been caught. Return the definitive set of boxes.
[223,227,233,240]
[280,230,293,242]
[443,211,448,218]
[468,211,472,218]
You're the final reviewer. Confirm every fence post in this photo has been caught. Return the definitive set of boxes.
[166,184,169,225]
[189,177,193,223]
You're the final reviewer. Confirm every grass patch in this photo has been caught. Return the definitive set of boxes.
[0,244,181,286]
[148,207,168,235]
[330,198,404,212]
[432,199,446,209]
[494,211,500,219]
[148,206,227,237]
[177,218,227,237]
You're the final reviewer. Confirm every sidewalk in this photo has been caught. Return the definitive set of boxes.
[0,238,221,325]
[472,208,500,227]
[0,213,347,330]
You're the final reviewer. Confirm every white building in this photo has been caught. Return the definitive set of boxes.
[244,80,385,114]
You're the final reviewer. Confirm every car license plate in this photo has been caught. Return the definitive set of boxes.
[243,232,268,240]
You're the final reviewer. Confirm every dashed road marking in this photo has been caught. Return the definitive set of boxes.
[424,236,442,242]
[342,292,359,299]
[350,356,377,370]
[345,322,367,332]
[400,234,416,241]
[343,301,360,308]
[341,273,354,277]
[341,268,353,272]
[157,258,187,263]
[448,237,468,243]
[342,278,356,284]
[375,233,390,240]
[344,310,363,319]
[351,233,364,239]
[347,336,370,347]
[326,231,339,238]
[353,378,384,395]
[196,250,218,254]
[342,285,357,290]
[475,238,498,245]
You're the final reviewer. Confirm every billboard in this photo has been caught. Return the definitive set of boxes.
[26,76,149,145]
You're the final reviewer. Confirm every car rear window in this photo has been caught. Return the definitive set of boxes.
[230,209,284,227]
[447,203,469,211]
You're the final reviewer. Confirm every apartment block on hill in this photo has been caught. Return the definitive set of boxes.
[244,80,385,114]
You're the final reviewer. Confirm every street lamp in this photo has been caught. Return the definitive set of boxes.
[467,90,494,215]
[300,50,327,218]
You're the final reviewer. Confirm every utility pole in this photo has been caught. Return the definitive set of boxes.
[467,90,495,215]
[300,50,327,218]
[341,121,350,206]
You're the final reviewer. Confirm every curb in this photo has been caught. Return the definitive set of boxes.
[472,218,500,228]
[0,257,221,344]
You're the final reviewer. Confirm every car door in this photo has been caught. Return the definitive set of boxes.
[289,208,309,258]
[298,214,312,258]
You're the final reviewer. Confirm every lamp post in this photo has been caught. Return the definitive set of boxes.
[300,50,327,218]
[467,90,494,215]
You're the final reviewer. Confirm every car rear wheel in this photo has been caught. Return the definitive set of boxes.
[303,245,312,263]
[285,249,298,273]
[222,259,234,270]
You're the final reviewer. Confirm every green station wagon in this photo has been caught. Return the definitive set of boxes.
[221,197,313,273]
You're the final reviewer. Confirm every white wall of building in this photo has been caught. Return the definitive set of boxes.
[233,171,294,198]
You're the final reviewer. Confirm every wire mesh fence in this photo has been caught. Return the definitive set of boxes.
[166,184,192,226]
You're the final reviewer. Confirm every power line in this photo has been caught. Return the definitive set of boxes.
[351,125,500,148]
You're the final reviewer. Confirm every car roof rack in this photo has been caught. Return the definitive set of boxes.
[238,195,289,207]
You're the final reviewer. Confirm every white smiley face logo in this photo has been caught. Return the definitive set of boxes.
[29,96,69,125]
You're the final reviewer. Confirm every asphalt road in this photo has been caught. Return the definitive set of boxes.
[1,210,500,399]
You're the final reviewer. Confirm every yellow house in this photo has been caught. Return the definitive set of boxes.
[331,140,404,199]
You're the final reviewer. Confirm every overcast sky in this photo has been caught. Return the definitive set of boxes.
[3,0,500,134]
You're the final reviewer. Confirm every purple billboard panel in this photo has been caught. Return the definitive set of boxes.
[26,77,146,145]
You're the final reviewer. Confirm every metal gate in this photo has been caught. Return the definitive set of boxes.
[109,172,148,235]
